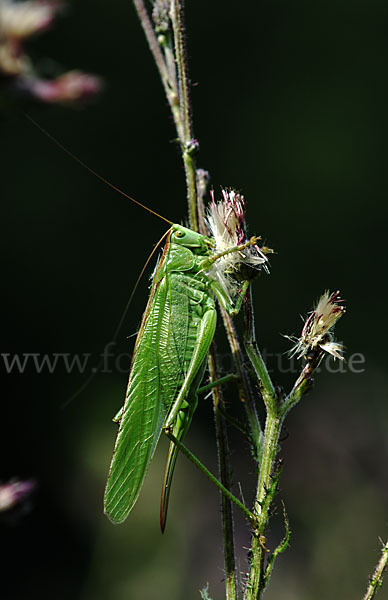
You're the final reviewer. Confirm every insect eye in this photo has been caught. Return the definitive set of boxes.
[175,230,185,238]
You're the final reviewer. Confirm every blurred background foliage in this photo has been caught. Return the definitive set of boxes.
[1,1,388,598]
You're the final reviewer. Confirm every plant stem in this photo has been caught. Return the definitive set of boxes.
[244,290,276,411]
[243,290,283,599]
[244,409,282,600]
[170,0,198,229]
[362,540,388,600]
[132,0,181,130]
[170,0,192,143]
[281,351,323,418]
[192,107,239,599]
[243,314,334,598]
[209,348,238,600]
[195,165,239,598]
[221,306,263,463]
[133,0,198,229]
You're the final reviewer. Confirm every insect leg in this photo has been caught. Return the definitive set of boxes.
[164,307,217,430]
[210,279,251,317]
[197,373,238,395]
[112,407,123,423]
[160,359,206,532]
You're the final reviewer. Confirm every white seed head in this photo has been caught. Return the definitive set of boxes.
[205,189,269,297]
[289,290,346,360]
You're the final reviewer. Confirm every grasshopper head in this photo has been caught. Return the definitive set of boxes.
[171,224,214,254]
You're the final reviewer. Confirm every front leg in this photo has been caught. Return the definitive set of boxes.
[211,279,250,317]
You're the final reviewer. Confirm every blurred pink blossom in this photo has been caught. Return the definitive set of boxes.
[0,0,102,105]
[20,70,102,104]
[0,478,35,512]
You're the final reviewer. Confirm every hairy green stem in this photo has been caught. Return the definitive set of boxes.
[242,290,282,598]
[133,0,198,229]
[281,352,322,418]
[170,0,198,229]
[184,151,199,230]
[170,0,192,143]
[362,540,388,600]
[244,410,282,600]
[132,0,181,132]
[244,290,276,411]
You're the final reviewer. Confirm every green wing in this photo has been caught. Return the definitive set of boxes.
[104,272,192,523]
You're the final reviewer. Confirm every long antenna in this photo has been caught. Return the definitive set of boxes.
[61,227,172,408]
[24,113,173,225]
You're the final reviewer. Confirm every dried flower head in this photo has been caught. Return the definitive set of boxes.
[206,188,270,297]
[289,290,345,360]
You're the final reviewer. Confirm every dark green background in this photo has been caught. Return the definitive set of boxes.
[2,1,387,598]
